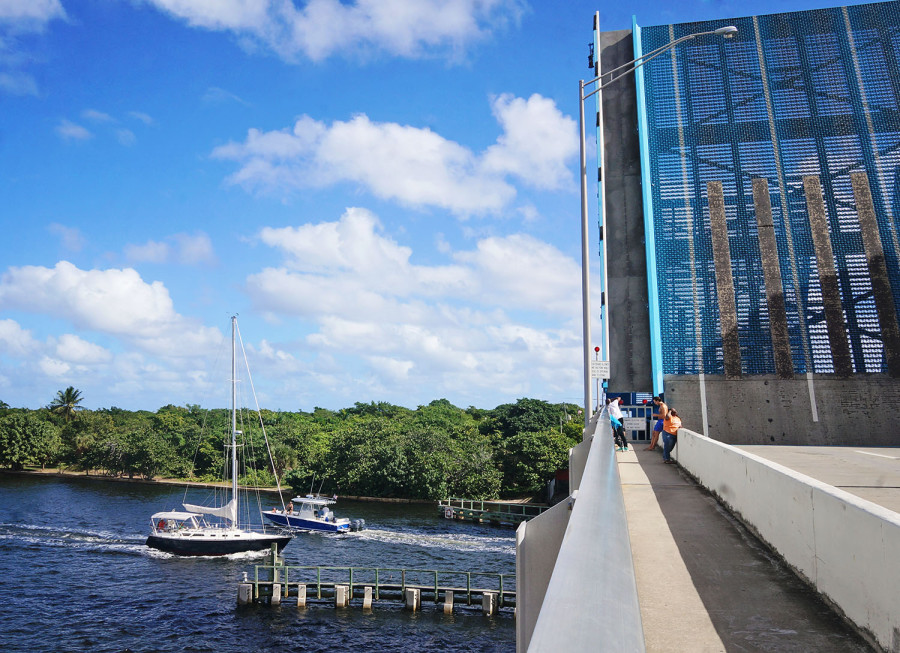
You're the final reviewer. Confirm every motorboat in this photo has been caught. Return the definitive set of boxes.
[263,495,365,533]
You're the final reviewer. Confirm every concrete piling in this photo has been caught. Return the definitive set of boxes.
[443,590,454,615]
[296,584,307,608]
[404,588,421,612]
[363,586,373,611]
[237,583,253,605]
[482,591,497,616]
[334,584,350,608]
[271,583,282,605]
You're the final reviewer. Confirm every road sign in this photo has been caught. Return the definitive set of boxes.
[590,360,609,379]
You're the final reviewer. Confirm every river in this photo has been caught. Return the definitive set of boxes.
[0,473,515,652]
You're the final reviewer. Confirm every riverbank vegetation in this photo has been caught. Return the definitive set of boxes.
[0,394,583,500]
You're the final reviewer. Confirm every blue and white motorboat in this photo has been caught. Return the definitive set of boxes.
[263,495,365,533]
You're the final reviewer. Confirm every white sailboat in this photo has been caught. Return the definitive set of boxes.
[146,316,292,556]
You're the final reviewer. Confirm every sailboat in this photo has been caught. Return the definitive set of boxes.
[146,316,293,556]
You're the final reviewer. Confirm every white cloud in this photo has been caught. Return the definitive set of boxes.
[53,333,113,364]
[482,93,577,190]
[128,111,155,125]
[213,94,576,214]
[125,232,216,265]
[0,0,65,29]
[0,319,39,356]
[56,119,92,141]
[116,128,137,146]
[171,232,216,265]
[203,86,250,106]
[47,223,86,252]
[0,261,222,356]
[245,208,585,403]
[125,240,169,263]
[38,356,70,377]
[0,0,65,97]
[0,71,37,95]
[82,108,114,123]
[145,0,523,62]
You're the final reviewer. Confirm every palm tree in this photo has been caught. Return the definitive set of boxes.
[50,386,84,422]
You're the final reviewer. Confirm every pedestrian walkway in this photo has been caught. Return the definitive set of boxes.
[617,448,874,652]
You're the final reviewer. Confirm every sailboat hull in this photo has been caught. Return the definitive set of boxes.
[146,532,292,556]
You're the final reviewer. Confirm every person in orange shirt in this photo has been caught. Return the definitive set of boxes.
[662,408,681,464]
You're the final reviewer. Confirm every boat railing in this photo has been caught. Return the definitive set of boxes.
[253,563,515,607]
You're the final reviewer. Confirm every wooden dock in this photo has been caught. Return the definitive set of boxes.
[240,549,515,614]
[438,497,548,526]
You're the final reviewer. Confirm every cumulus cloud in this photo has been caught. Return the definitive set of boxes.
[53,333,113,364]
[213,93,575,214]
[0,261,221,356]
[481,93,577,189]
[0,318,39,356]
[125,232,216,265]
[245,208,585,403]
[145,0,523,62]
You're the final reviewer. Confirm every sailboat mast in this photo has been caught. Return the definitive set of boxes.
[231,315,238,524]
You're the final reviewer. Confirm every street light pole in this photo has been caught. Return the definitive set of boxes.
[578,20,736,430]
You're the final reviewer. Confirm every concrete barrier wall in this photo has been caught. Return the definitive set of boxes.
[675,429,900,651]
[518,410,644,652]
[515,497,573,652]
[666,374,900,446]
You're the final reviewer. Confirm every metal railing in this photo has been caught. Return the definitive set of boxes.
[438,498,548,519]
[253,563,515,608]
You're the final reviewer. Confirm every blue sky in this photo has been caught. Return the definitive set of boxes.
[0,0,868,412]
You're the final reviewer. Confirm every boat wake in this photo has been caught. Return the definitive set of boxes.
[352,527,515,555]
[0,522,147,555]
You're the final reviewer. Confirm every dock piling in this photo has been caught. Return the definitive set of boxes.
[335,585,350,608]
[296,584,307,608]
[443,590,454,614]
[482,591,497,616]
[363,586,373,611]
[238,583,253,605]
[405,588,421,612]
[271,584,282,605]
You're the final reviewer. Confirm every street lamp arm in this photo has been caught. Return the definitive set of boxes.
[582,26,737,98]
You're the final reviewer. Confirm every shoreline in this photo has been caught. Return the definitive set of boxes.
[0,467,437,504]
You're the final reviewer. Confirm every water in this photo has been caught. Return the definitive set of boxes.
[0,474,515,652]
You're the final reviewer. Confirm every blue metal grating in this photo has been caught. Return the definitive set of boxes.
[637,1,900,376]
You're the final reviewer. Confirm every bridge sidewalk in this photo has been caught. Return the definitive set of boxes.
[617,447,872,652]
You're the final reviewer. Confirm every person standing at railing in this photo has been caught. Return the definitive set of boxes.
[662,409,682,464]
[608,397,628,451]
[646,396,668,451]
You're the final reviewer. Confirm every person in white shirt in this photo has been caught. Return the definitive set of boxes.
[608,397,628,451]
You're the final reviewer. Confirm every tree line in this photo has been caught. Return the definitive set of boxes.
[0,388,584,500]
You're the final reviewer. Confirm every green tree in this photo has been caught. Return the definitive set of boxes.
[0,412,61,470]
[123,427,176,480]
[49,386,84,422]
[497,429,575,495]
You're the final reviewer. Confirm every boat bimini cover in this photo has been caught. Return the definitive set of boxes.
[151,511,202,521]
[182,498,237,524]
